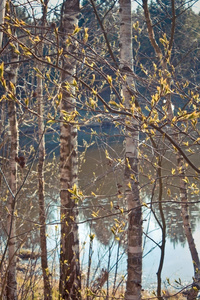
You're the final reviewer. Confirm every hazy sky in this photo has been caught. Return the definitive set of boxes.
[131,0,200,13]
[193,0,200,12]
[37,0,200,18]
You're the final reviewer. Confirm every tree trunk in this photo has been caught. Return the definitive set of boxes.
[156,154,166,300]
[6,39,19,300]
[37,1,52,299]
[0,0,6,48]
[59,1,81,299]
[119,1,142,299]
[177,155,200,300]
[37,68,52,300]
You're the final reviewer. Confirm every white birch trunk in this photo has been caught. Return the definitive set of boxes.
[6,40,19,300]
[59,1,81,299]
[119,1,142,299]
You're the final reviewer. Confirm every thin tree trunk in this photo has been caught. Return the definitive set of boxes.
[37,1,52,298]
[6,38,19,300]
[37,48,52,300]
[37,74,52,300]
[0,0,6,48]
[156,156,166,300]
[59,1,81,299]
[119,0,142,299]
[177,154,200,300]
[150,136,166,300]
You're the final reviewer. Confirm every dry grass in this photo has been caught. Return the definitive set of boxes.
[15,269,189,300]
[142,289,187,300]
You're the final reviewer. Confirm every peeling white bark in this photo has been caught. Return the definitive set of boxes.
[119,0,142,299]
[59,1,81,299]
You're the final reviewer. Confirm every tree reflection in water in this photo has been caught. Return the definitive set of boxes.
[1,141,199,289]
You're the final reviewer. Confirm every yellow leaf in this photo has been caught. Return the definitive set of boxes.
[70,216,74,221]
[91,210,99,218]
[109,100,119,107]
[182,177,189,184]
[58,48,63,56]
[91,74,95,84]
[105,149,110,159]
[57,92,62,101]
[126,158,131,170]
[73,25,81,35]
[110,201,113,210]
[0,95,6,102]
[111,227,115,235]
[186,148,195,154]
[92,88,97,95]
[127,182,132,190]
[107,75,112,85]
[25,98,29,106]
[145,105,150,112]
[34,35,40,42]
[46,56,51,63]
[83,27,89,44]
[130,174,136,181]
[0,62,4,78]
[119,208,124,214]
[68,183,77,195]
[171,168,176,175]
[194,137,200,144]
[89,233,95,241]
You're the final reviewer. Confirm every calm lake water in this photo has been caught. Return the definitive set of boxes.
[43,138,200,292]
[47,204,200,291]
[8,123,199,293]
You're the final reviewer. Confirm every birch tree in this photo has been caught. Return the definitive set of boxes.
[59,0,81,299]
[6,8,19,299]
[6,65,18,300]
[37,0,52,298]
[119,1,142,299]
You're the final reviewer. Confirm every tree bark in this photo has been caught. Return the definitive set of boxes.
[0,0,6,48]
[177,155,200,300]
[37,70,52,300]
[37,1,52,299]
[59,1,81,299]
[156,153,166,300]
[6,38,19,300]
[119,1,142,299]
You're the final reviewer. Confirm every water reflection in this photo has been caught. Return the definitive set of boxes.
[78,141,200,288]
[1,137,199,290]
[79,143,199,247]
